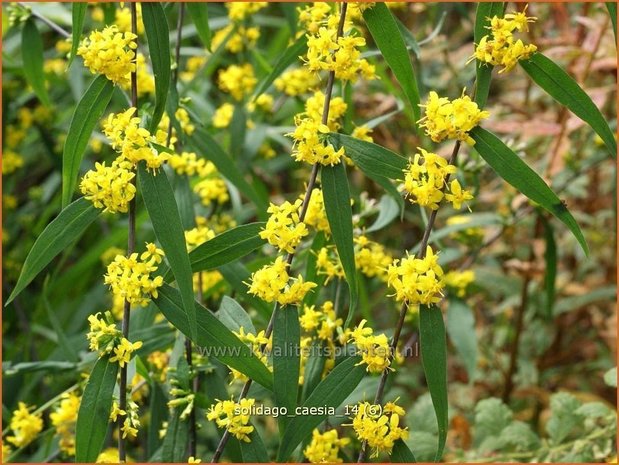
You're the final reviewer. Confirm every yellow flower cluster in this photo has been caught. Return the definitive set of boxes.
[104,243,165,306]
[185,218,216,251]
[298,3,333,35]
[120,53,155,96]
[419,91,490,145]
[231,327,272,383]
[274,68,319,96]
[7,402,43,448]
[300,301,343,341]
[349,320,392,374]
[77,26,137,86]
[473,9,537,73]
[111,400,141,439]
[86,312,144,367]
[207,398,256,442]
[168,152,212,177]
[2,150,24,174]
[213,24,261,54]
[213,103,235,128]
[349,401,409,458]
[402,149,473,210]
[112,5,144,34]
[226,2,267,21]
[194,177,229,207]
[303,428,350,463]
[80,159,136,214]
[217,64,257,101]
[387,246,445,305]
[289,91,347,165]
[96,447,130,463]
[180,56,207,82]
[260,199,309,253]
[247,256,317,305]
[355,235,392,281]
[446,215,485,243]
[303,188,330,234]
[110,338,144,368]
[444,270,475,297]
[50,392,80,456]
[102,108,170,170]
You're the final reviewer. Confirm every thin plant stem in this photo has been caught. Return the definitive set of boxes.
[210,3,349,462]
[357,140,463,463]
[118,4,138,463]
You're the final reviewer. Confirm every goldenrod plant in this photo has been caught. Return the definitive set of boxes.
[2,2,616,463]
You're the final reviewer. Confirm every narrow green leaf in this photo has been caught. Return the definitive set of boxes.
[520,53,617,157]
[69,2,88,68]
[138,164,196,341]
[419,305,448,462]
[473,3,503,108]
[253,34,308,99]
[22,19,49,106]
[300,341,326,402]
[142,2,171,132]
[240,429,270,462]
[161,407,188,462]
[174,174,196,230]
[277,356,366,461]
[303,232,326,306]
[6,198,100,304]
[273,305,300,435]
[148,381,169,457]
[75,356,118,462]
[363,3,420,121]
[542,216,557,319]
[218,295,256,334]
[391,439,417,463]
[394,17,421,58]
[186,2,211,50]
[321,162,358,322]
[189,127,266,211]
[62,75,115,207]
[446,298,477,382]
[607,2,617,43]
[153,284,273,390]
[43,282,78,363]
[470,127,589,254]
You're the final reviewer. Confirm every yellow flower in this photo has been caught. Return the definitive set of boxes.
[303,188,330,234]
[185,218,216,251]
[87,312,122,355]
[168,152,211,177]
[96,447,132,463]
[274,67,319,96]
[212,24,261,54]
[50,392,81,456]
[148,350,170,382]
[355,235,392,281]
[350,320,392,374]
[260,199,309,253]
[444,179,474,210]
[7,402,43,448]
[217,64,257,101]
[213,103,235,128]
[194,177,229,207]
[444,270,475,297]
[114,5,144,35]
[180,56,207,81]
[352,125,374,142]
[207,398,256,442]
[110,337,143,368]
[387,246,445,305]
[247,257,316,305]
[188,457,201,463]
[226,2,267,22]
[418,91,489,145]
[303,428,350,463]
[315,246,344,283]
[348,400,408,458]
[80,159,136,214]
[2,150,24,174]
[77,26,137,86]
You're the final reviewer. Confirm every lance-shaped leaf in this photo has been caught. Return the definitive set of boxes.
[277,356,366,461]
[363,3,420,121]
[138,164,197,340]
[273,305,300,435]
[6,198,101,305]
[520,53,617,157]
[153,284,273,390]
[142,2,171,132]
[607,3,617,42]
[419,305,448,462]
[321,162,358,322]
[470,127,588,254]
[22,19,49,106]
[62,75,115,207]
[69,2,88,68]
[186,2,211,50]
[391,439,417,463]
[473,3,504,108]
[240,429,270,462]
[75,356,118,462]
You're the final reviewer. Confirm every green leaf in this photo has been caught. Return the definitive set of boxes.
[75,356,118,462]
[391,439,417,463]
[69,2,88,68]
[607,3,617,43]
[6,197,101,305]
[22,19,49,106]
[300,341,326,402]
[419,305,448,462]
[138,163,196,341]
[277,356,366,461]
[240,429,270,462]
[62,75,115,207]
[363,3,420,121]
[153,284,273,390]
[367,195,400,233]
[174,174,196,230]
[446,298,477,381]
[189,127,266,212]
[520,53,617,157]
[161,407,188,462]
[273,305,300,435]
[148,382,169,457]
[470,127,588,254]
[218,295,256,334]
[473,3,504,108]
[321,162,358,323]
[253,34,307,99]
[186,2,211,50]
[142,2,171,132]
[542,216,557,318]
